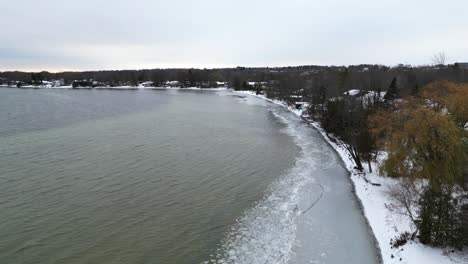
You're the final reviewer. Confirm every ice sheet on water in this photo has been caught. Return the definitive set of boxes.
[205,105,335,264]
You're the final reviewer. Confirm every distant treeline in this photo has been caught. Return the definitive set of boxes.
[1,64,468,95]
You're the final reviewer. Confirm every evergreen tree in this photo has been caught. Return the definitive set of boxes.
[383,77,399,101]
[411,84,419,96]
[418,186,465,249]
[232,76,242,90]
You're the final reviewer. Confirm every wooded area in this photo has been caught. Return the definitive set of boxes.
[310,78,468,249]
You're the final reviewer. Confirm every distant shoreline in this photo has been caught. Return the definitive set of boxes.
[0,85,229,91]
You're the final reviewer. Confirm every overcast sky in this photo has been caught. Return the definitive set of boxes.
[1,0,467,71]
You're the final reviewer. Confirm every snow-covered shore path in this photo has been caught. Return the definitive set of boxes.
[233,90,466,264]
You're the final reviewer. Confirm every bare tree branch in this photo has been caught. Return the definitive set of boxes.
[431,52,448,66]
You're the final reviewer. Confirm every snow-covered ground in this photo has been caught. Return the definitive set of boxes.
[235,90,467,264]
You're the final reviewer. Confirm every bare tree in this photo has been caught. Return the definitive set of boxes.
[386,180,421,239]
[431,52,448,66]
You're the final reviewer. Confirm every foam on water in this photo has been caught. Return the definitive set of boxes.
[206,102,336,264]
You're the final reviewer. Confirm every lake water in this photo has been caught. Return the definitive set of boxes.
[0,88,379,263]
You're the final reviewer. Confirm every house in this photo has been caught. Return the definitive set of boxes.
[138,81,154,87]
[165,80,180,87]
[51,79,64,87]
[295,101,306,110]
[343,89,362,96]
[41,81,53,87]
[455,62,468,69]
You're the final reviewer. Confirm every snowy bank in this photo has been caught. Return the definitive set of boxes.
[235,90,467,264]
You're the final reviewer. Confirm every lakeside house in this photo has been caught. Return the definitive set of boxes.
[455,62,468,69]
[165,80,180,87]
[51,79,64,87]
[41,81,53,87]
[216,81,227,87]
[138,81,154,87]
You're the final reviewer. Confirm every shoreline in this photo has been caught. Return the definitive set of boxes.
[235,90,382,263]
[305,119,383,264]
[0,85,228,91]
[217,92,380,263]
[234,90,462,264]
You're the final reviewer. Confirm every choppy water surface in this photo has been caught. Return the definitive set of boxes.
[0,88,378,263]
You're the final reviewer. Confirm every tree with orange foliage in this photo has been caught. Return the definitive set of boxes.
[420,80,468,129]
[369,99,464,187]
[369,81,468,248]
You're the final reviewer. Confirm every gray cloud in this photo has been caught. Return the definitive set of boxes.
[1,0,467,71]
